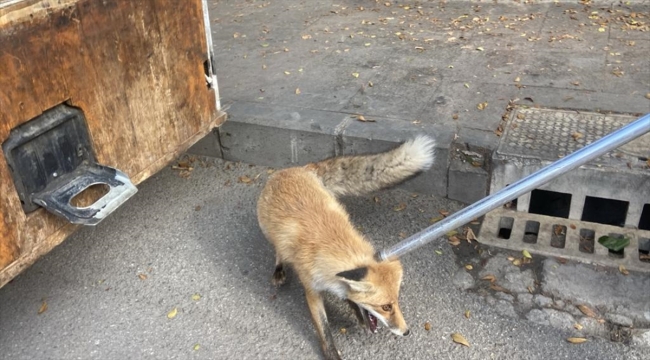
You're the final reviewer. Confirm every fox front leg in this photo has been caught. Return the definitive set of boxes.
[304,289,342,360]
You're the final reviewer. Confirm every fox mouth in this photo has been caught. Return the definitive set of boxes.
[358,305,378,333]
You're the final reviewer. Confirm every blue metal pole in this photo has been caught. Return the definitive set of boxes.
[379,113,650,260]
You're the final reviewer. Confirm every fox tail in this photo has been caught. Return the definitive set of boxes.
[308,135,435,197]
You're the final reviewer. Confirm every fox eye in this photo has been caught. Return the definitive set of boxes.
[381,304,392,312]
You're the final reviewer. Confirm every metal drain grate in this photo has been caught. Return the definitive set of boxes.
[498,108,650,167]
[480,208,650,273]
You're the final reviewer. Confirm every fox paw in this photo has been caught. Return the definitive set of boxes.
[272,265,286,286]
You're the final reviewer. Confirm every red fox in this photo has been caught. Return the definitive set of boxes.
[257,136,435,360]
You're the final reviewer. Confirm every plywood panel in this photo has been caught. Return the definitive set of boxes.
[0,0,225,287]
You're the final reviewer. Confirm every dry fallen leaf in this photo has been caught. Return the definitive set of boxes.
[618,265,629,275]
[448,236,461,246]
[489,283,509,293]
[481,274,496,282]
[430,216,444,224]
[464,264,473,271]
[373,196,380,203]
[340,328,347,334]
[435,250,443,255]
[192,294,201,301]
[356,115,376,122]
[138,274,148,280]
[424,322,431,331]
[352,72,360,78]
[451,333,470,347]
[167,307,178,319]
[507,256,515,261]
[464,310,471,319]
[393,203,407,212]
[527,285,535,294]
[567,337,588,344]
[477,102,488,110]
[574,323,584,331]
[238,175,253,184]
[570,224,577,230]
[452,113,459,120]
[512,259,522,266]
[646,93,650,99]
[38,300,48,315]
[447,230,458,237]
[572,132,584,141]
[193,344,200,351]
[577,305,597,318]
[439,210,450,217]
[295,88,301,95]
[465,228,477,242]
[522,250,532,259]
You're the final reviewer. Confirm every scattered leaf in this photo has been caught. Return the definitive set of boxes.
[481,274,496,282]
[368,81,374,87]
[352,72,360,78]
[477,102,488,110]
[476,46,484,51]
[301,34,312,40]
[193,344,200,351]
[571,81,580,86]
[439,210,450,217]
[567,337,588,344]
[507,256,515,261]
[267,169,275,174]
[356,115,376,122]
[522,250,532,259]
[489,283,509,293]
[574,323,584,331]
[571,132,583,141]
[464,264,473,271]
[514,77,521,82]
[598,27,606,32]
[295,88,301,95]
[195,205,202,211]
[448,236,461,246]
[424,322,431,331]
[284,71,290,75]
[430,216,444,224]
[570,224,577,230]
[38,300,48,315]
[512,258,522,266]
[618,265,629,275]
[138,274,148,280]
[464,310,470,319]
[577,305,597,318]
[527,285,535,294]
[192,294,201,301]
[373,196,380,203]
[238,175,253,184]
[340,328,347,334]
[393,203,407,212]
[452,113,459,120]
[167,307,178,319]
[451,333,470,347]
[646,93,650,99]
[598,235,629,252]
[435,250,443,255]
[446,230,458,237]
[516,113,525,120]
[465,228,477,242]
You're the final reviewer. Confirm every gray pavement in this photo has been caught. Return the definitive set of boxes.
[198,0,650,205]
[0,158,646,359]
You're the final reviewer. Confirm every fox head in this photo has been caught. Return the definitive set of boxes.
[337,260,410,336]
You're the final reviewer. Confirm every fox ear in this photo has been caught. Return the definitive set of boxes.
[337,267,373,293]
[336,267,368,281]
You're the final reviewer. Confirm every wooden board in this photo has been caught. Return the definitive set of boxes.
[0,0,225,287]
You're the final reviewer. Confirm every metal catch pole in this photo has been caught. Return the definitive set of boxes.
[379,113,650,261]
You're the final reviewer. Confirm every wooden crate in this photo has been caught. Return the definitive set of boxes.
[0,0,226,287]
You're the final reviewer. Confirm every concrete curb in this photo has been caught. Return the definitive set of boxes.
[189,101,495,202]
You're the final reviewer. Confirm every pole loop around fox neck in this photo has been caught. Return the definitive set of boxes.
[379,113,650,261]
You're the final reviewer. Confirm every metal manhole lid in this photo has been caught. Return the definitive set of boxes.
[497,108,650,168]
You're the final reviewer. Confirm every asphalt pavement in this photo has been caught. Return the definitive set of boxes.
[0,158,644,359]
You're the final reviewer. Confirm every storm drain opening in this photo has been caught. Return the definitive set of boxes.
[581,196,629,227]
[639,237,650,263]
[498,217,514,239]
[605,233,625,259]
[639,204,650,231]
[529,189,571,218]
[523,221,540,244]
[579,229,595,254]
[551,225,567,248]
